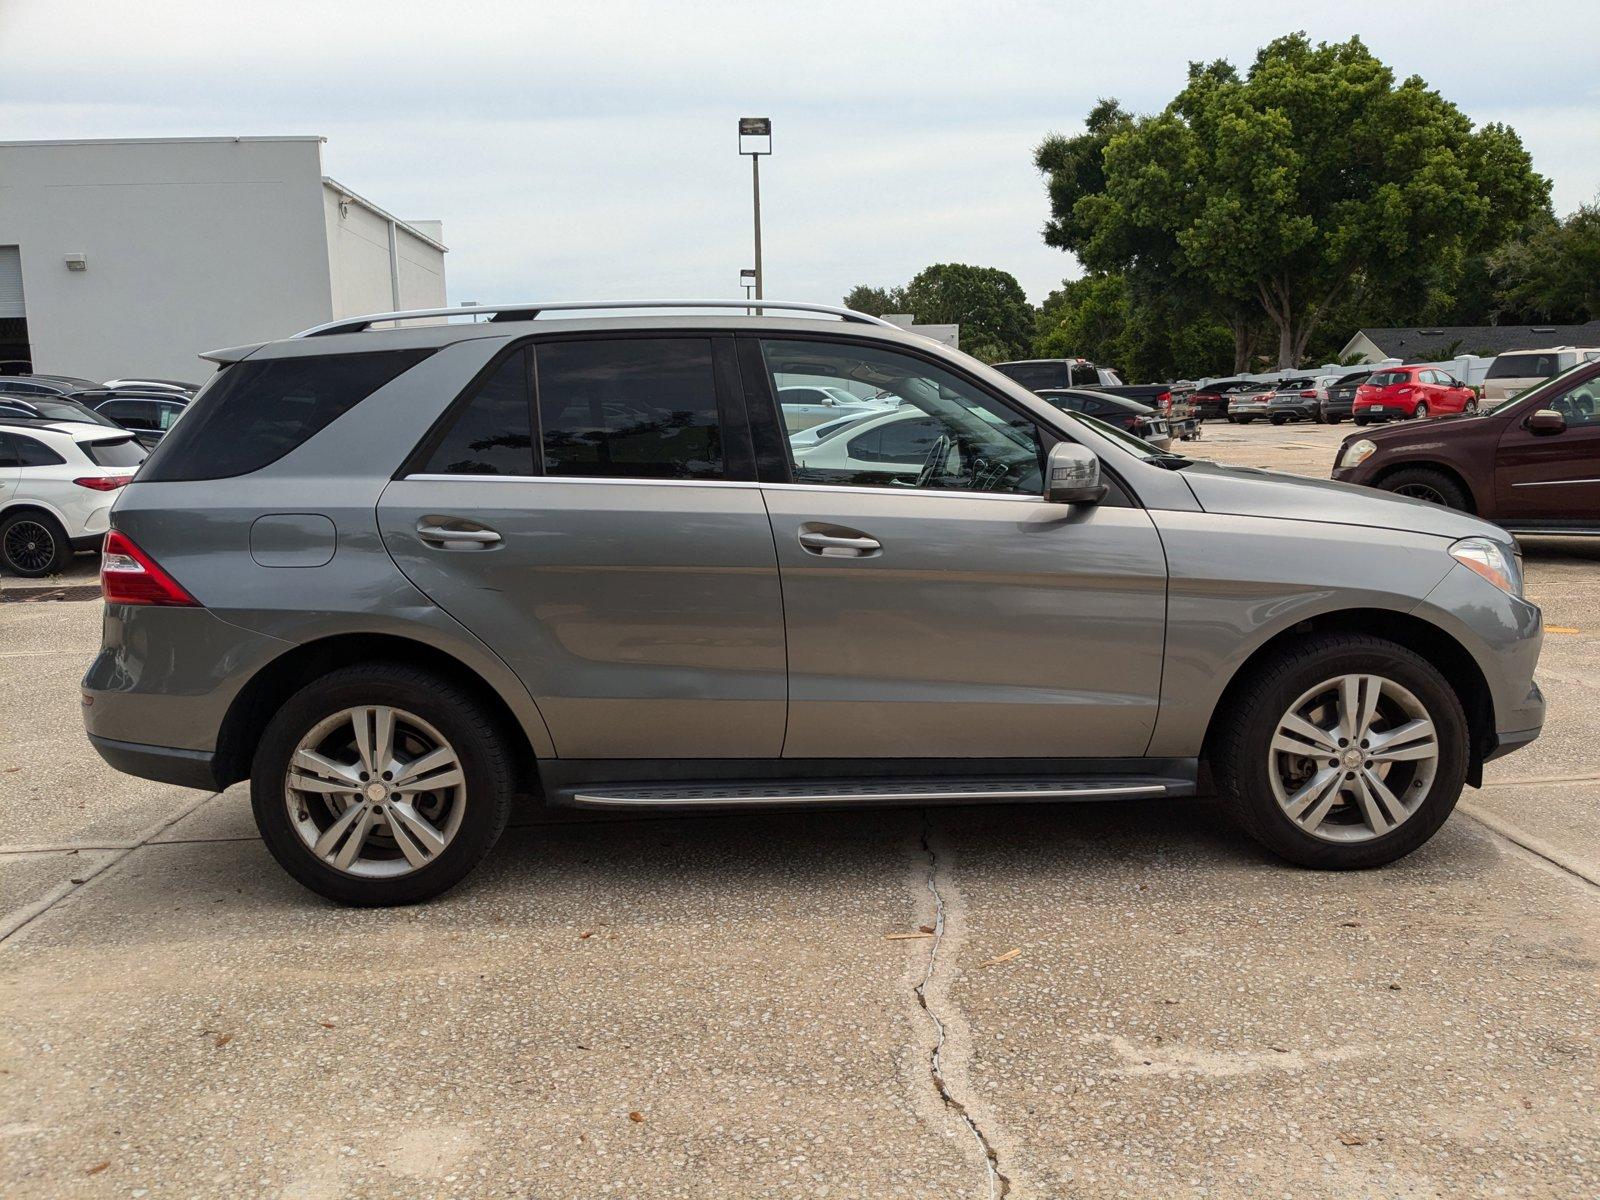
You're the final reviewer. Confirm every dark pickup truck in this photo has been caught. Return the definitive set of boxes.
[993,358,1198,439]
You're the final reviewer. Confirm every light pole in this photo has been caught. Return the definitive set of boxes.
[738,118,771,309]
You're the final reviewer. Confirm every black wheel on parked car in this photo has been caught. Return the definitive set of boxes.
[1237,417,1254,425]
[1210,633,1468,870]
[1413,402,1429,420]
[1325,414,1343,425]
[1353,415,1370,426]
[0,510,71,578]
[1226,415,1239,424]
[1378,466,1470,511]
[1270,414,1289,426]
[251,662,515,906]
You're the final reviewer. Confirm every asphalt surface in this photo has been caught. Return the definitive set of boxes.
[1,418,1596,1198]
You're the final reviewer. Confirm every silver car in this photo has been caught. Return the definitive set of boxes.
[83,301,1544,905]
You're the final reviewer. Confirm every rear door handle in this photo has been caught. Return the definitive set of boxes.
[798,528,881,557]
[416,519,502,549]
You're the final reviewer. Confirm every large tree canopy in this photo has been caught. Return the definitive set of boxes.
[1037,34,1550,368]
[844,263,1034,361]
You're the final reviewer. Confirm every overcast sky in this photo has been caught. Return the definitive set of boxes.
[3,0,1597,308]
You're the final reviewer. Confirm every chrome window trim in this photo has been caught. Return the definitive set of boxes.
[400,473,1048,503]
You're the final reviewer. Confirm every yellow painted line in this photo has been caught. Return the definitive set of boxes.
[1546,626,1582,634]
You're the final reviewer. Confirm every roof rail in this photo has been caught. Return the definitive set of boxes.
[294,299,900,339]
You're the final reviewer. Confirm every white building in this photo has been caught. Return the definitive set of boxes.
[0,136,446,382]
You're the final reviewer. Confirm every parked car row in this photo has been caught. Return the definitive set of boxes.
[0,375,199,575]
[1335,356,1600,535]
[0,375,196,450]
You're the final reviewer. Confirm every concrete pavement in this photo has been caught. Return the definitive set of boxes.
[1,417,1596,1198]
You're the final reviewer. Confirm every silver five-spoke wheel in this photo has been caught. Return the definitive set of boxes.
[1267,674,1440,843]
[285,705,467,878]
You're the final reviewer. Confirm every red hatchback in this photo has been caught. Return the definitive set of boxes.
[1352,366,1478,424]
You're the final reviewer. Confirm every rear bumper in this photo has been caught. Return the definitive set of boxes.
[86,734,219,791]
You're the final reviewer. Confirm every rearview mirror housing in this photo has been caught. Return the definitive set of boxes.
[1045,442,1107,504]
[1526,409,1566,436]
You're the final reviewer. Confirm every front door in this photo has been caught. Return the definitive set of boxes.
[379,336,787,759]
[1495,371,1600,523]
[749,336,1169,760]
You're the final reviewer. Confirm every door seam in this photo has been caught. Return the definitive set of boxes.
[757,487,792,758]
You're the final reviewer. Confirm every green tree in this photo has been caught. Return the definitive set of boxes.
[842,284,909,317]
[1034,273,1236,381]
[901,263,1036,360]
[1038,34,1550,368]
[1490,202,1600,322]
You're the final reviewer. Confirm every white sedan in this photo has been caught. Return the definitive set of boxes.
[0,419,146,576]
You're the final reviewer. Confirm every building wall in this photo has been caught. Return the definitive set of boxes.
[323,188,447,320]
[0,138,336,381]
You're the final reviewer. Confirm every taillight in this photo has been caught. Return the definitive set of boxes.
[1300,390,1317,398]
[73,475,133,491]
[100,530,199,607]
[1157,390,1172,414]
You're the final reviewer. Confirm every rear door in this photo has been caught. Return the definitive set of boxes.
[378,335,788,759]
[0,433,19,509]
[748,335,1168,760]
[1495,372,1600,522]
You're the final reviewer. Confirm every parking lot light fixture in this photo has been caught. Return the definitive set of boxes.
[738,118,772,309]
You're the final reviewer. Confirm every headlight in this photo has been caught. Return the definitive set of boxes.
[1450,536,1523,597]
[1338,439,1376,469]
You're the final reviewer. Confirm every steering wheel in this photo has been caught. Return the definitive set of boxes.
[915,435,954,489]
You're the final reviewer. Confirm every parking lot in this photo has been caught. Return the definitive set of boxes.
[2,417,1596,1199]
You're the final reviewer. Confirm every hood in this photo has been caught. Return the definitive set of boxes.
[1178,460,1502,542]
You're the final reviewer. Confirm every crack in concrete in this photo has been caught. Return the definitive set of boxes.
[914,816,1011,1200]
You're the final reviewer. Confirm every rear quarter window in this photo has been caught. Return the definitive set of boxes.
[138,349,432,482]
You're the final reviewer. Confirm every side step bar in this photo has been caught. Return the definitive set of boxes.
[565,776,1190,810]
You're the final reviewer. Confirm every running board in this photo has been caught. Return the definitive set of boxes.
[564,776,1190,810]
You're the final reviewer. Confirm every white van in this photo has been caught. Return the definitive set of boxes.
[1482,347,1600,408]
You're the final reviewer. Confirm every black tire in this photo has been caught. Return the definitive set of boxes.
[1353,415,1370,426]
[0,510,71,578]
[1237,417,1254,425]
[1226,415,1239,424]
[1210,633,1469,870]
[1326,414,1343,425]
[1379,466,1470,511]
[1270,414,1289,426]
[251,662,516,906]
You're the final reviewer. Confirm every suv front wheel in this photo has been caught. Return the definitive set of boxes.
[251,663,515,905]
[1211,634,1468,869]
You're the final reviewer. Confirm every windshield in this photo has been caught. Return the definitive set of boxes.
[1487,353,1560,380]
[31,398,121,427]
[81,436,148,468]
[1064,410,1182,462]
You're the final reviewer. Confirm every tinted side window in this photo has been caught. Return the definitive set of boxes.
[535,338,723,480]
[140,349,432,482]
[849,416,942,464]
[0,432,14,467]
[14,434,65,467]
[103,400,158,430]
[420,350,534,476]
[994,362,1070,391]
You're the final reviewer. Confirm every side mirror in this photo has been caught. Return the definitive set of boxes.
[1045,442,1107,505]
[1527,409,1566,436]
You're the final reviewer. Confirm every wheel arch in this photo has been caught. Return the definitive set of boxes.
[1201,608,1495,787]
[1368,459,1482,514]
[0,497,72,528]
[212,632,542,795]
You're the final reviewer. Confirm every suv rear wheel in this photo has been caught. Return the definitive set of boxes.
[1211,634,1467,869]
[0,510,70,577]
[251,663,514,905]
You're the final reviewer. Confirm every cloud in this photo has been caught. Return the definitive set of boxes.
[1,0,1595,305]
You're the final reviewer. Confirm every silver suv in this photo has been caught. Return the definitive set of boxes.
[82,301,1545,905]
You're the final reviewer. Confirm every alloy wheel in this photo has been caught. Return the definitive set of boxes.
[1414,402,1429,419]
[1267,674,1440,843]
[2,520,56,574]
[284,706,467,878]
[1392,482,1447,505]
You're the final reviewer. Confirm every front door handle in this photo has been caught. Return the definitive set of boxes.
[798,527,881,557]
[416,518,502,549]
